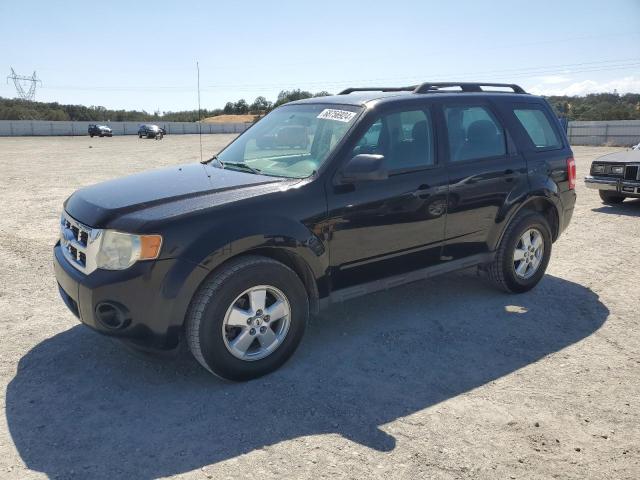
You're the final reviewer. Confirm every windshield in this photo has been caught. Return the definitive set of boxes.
[215,103,362,178]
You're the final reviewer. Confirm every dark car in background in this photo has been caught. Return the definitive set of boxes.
[88,124,112,137]
[138,124,165,139]
[55,82,576,381]
[585,149,640,204]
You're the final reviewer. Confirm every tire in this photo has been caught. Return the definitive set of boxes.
[488,211,552,293]
[599,190,625,204]
[138,134,143,138]
[186,255,309,381]
[89,134,94,138]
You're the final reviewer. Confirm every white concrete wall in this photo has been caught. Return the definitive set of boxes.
[2,119,639,146]
[567,120,640,147]
[0,120,251,136]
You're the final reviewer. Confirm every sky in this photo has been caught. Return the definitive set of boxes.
[0,0,639,112]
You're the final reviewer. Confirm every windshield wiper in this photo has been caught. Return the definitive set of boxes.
[220,161,262,175]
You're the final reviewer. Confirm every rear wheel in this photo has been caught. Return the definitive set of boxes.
[186,255,308,381]
[488,211,552,293]
[599,190,625,204]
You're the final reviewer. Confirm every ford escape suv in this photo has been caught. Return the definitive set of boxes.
[54,82,576,381]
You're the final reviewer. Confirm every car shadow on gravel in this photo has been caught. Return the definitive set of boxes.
[592,198,640,217]
[7,272,608,479]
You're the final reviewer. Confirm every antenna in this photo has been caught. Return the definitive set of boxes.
[197,61,203,163]
[7,67,42,101]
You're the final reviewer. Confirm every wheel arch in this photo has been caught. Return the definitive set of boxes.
[173,230,326,329]
[492,194,561,251]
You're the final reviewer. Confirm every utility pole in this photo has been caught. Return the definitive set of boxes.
[7,67,42,101]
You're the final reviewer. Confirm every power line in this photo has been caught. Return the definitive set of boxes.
[26,57,640,94]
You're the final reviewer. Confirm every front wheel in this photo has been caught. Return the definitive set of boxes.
[186,256,308,381]
[599,190,625,204]
[487,211,552,293]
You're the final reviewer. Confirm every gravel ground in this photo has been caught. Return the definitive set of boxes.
[0,135,638,479]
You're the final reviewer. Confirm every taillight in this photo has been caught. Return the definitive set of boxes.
[567,157,576,190]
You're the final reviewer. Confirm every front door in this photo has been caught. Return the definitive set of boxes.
[326,105,449,291]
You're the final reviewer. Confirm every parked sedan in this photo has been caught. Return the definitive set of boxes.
[138,124,165,139]
[88,124,112,137]
[585,149,640,204]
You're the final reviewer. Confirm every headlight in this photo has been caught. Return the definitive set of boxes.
[610,165,624,175]
[592,164,605,174]
[96,230,162,270]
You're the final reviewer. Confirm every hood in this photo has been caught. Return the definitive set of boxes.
[64,163,284,227]
[594,150,640,164]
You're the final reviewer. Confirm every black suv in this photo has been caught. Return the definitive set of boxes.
[88,124,112,137]
[54,82,576,380]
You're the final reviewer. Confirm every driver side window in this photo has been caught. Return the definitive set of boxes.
[351,109,435,172]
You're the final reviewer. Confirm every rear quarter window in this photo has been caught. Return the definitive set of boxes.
[513,107,562,150]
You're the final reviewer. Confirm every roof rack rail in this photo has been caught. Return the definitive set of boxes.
[338,86,416,95]
[413,82,526,94]
[338,82,527,95]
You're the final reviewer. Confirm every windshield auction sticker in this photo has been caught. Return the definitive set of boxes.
[317,109,357,122]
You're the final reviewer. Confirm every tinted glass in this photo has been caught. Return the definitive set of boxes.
[352,109,434,170]
[445,105,506,162]
[514,108,561,149]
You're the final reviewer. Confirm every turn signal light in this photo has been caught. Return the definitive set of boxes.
[140,235,163,260]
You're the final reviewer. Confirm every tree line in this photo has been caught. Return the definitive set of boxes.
[0,90,638,122]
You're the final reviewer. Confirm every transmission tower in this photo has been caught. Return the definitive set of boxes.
[7,67,42,101]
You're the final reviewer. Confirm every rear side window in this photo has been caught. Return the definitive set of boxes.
[444,105,506,162]
[513,107,562,149]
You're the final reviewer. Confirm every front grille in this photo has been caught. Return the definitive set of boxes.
[624,165,639,181]
[60,212,99,273]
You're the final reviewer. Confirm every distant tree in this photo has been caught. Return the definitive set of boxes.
[234,99,249,114]
[250,96,271,113]
[274,89,313,107]
[1,89,638,123]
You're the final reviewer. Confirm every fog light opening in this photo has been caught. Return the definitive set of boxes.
[95,302,131,330]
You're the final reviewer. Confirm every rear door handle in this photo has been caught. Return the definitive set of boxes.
[504,169,516,182]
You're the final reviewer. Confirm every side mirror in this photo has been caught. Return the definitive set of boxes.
[339,154,388,183]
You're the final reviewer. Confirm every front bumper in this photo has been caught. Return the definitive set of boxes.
[585,176,640,196]
[54,242,204,349]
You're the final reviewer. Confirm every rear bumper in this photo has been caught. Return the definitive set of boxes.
[53,242,206,350]
[585,175,640,195]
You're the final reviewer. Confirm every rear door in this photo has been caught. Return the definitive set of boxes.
[438,98,528,260]
[498,99,576,229]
